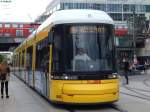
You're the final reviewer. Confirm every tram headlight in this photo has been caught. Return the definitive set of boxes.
[63,75,78,80]
[51,75,78,80]
[108,73,118,79]
[64,76,68,79]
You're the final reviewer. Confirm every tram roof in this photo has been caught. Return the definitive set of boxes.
[37,9,114,33]
[0,51,13,55]
[15,9,114,51]
[26,30,36,42]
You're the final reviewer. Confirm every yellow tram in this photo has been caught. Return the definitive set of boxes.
[13,9,119,104]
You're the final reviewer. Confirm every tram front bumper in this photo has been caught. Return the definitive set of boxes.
[62,83,119,103]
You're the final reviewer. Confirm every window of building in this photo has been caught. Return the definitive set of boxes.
[29,28,34,33]
[16,30,23,37]
[93,4,106,11]
[73,3,78,9]
[109,13,122,21]
[123,4,130,12]
[124,13,133,21]
[12,24,18,28]
[80,3,85,9]
[56,4,61,10]
[135,4,145,12]
[63,3,70,9]
[87,3,94,9]
[130,4,135,11]
[107,4,122,12]
[0,24,2,28]
[145,5,150,12]
[76,3,80,9]
[140,5,146,12]
[60,3,64,9]
[4,24,11,28]
[53,6,57,12]
[19,24,23,28]
[100,4,106,11]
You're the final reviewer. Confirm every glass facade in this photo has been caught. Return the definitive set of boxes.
[62,3,106,11]
[145,5,150,12]
[61,3,150,12]
[107,4,122,12]
[46,2,150,21]
[4,24,11,28]
[116,36,133,48]
[16,30,23,37]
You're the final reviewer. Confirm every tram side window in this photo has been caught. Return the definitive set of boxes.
[22,50,25,68]
[19,53,21,68]
[16,54,19,68]
[26,47,33,70]
[36,37,49,72]
[53,28,62,72]
[17,54,18,68]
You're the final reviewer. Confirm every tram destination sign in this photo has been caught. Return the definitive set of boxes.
[70,26,106,34]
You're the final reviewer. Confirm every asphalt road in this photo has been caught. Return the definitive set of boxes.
[1,71,150,112]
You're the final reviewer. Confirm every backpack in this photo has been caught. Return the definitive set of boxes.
[0,64,9,81]
[0,73,6,81]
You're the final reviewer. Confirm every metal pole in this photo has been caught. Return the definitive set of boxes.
[122,1,124,21]
[133,10,136,57]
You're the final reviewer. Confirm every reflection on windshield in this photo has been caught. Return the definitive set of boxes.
[64,25,114,72]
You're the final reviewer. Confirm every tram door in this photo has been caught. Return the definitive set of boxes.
[26,46,33,86]
[35,39,50,97]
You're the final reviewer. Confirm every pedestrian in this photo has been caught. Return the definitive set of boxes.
[0,60,10,98]
[123,57,129,85]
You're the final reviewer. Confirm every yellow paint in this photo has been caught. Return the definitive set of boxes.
[63,83,118,95]
[32,44,36,87]
[62,93,119,103]
[13,22,119,104]
[24,49,27,68]
[50,79,119,103]
[48,45,53,98]
[36,29,49,43]
[20,52,22,68]
[49,45,53,76]
[50,80,82,101]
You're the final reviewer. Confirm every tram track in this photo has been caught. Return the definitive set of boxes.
[123,86,150,98]
[108,104,128,112]
[58,103,128,112]
[120,91,150,101]
[120,74,150,101]
[123,87,150,93]
[143,77,150,88]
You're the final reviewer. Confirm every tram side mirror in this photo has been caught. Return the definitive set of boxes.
[48,32,54,44]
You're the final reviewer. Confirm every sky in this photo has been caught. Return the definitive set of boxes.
[0,0,51,22]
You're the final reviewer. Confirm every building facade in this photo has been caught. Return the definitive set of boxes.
[36,0,150,22]
[0,22,40,51]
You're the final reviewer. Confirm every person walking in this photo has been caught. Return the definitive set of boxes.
[123,57,129,85]
[0,61,10,98]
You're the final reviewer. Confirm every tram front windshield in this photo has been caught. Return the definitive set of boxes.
[63,24,114,72]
